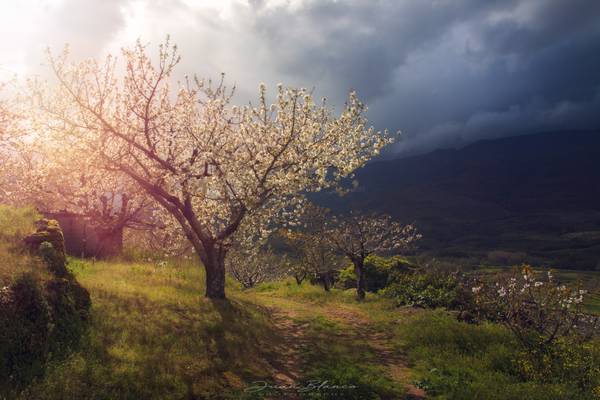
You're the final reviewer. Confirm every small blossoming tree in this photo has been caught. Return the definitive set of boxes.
[0,81,22,201]
[471,265,599,348]
[225,245,286,289]
[282,203,344,291]
[11,140,156,238]
[326,212,421,300]
[29,39,393,299]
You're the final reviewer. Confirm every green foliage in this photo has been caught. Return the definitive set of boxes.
[399,311,600,399]
[299,364,401,399]
[336,265,356,289]
[513,337,600,392]
[39,241,69,277]
[0,271,91,396]
[337,255,413,292]
[15,259,278,400]
[44,278,91,353]
[382,270,465,309]
[0,209,91,397]
[24,219,68,274]
[0,273,52,389]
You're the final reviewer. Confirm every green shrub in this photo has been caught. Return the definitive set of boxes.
[401,311,600,399]
[0,213,91,396]
[399,311,600,400]
[45,278,91,353]
[0,273,52,388]
[336,255,413,292]
[382,270,466,309]
[511,337,600,394]
[39,241,69,277]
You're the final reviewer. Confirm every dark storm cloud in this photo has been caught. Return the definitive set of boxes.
[239,0,600,155]
[6,0,598,156]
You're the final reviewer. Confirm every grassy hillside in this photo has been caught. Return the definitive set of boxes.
[8,257,596,400]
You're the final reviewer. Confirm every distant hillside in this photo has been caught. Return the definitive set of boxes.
[318,130,600,269]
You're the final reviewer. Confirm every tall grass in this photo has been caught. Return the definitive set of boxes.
[0,205,39,243]
[0,205,44,284]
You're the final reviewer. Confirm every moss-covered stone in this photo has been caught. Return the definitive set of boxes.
[38,241,69,277]
[1,219,92,395]
[45,278,91,352]
[23,219,67,274]
[0,273,52,387]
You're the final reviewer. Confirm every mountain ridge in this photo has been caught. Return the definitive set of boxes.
[318,130,600,269]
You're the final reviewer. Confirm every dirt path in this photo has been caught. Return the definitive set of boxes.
[263,299,426,399]
[268,307,308,386]
[327,306,427,399]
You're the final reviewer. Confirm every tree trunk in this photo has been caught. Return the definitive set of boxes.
[353,260,366,300]
[202,244,227,299]
[320,273,331,291]
[295,273,305,286]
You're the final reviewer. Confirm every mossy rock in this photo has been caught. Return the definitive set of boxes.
[23,219,66,257]
[0,273,52,388]
[23,219,68,277]
[38,241,69,277]
[1,219,92,394]
[44,278,91,352]
[0,273,91,393]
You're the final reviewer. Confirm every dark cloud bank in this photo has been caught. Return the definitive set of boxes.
[27,0,600,157]
[244,0,600,156]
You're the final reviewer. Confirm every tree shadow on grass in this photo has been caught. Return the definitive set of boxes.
[17,291,287,400]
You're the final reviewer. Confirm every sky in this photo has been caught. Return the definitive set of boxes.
[0,0,599,157]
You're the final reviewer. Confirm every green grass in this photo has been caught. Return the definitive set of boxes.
[0,205,45,285]
[3,204,599,398]
[395,311,599,400]
[17,258,280,400]
[13,260,407,399]
[3,252,598,399]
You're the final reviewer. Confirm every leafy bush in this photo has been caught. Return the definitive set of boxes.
[45,278,91,353]
[469,266,600,396]
[471,266,599,348]
[0,213,91,396]
[0,273,52,388]
[0,272,91,395]
[401,311,600,399]
[382,269,467,309]
[336,255,413,292]
[513,337,600,392]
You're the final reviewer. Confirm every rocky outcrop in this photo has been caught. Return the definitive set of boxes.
[1,220,91,394]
